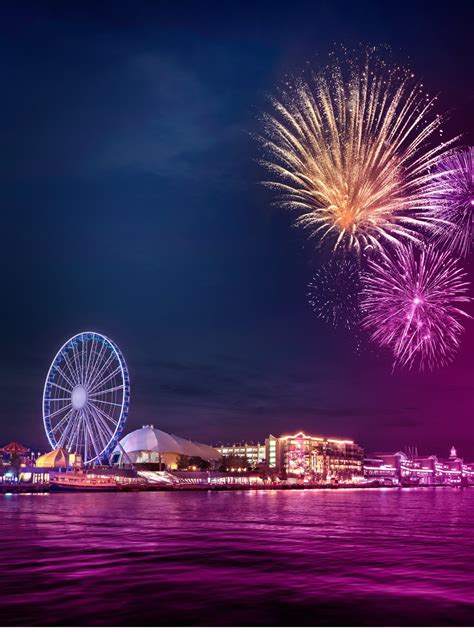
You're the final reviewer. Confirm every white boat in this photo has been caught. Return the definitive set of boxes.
[49,471,118,492]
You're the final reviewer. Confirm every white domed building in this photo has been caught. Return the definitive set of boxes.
[110,425,220,469]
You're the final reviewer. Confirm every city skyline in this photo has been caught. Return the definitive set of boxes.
[1,2,473,459]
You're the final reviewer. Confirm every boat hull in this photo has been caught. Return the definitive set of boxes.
[49,483,118,492]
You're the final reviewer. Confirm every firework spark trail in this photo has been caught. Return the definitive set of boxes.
[432,147,474,257]
[307,258,361,329]
[360,245,471,371]
[259,51,458,255]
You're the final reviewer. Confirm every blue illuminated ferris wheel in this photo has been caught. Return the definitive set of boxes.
[42,332,130,465]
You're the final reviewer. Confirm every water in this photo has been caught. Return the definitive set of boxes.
[1,488,474,626]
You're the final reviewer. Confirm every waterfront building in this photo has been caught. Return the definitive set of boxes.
[363,455,399,483]
[364,447,474,485]
[215,442,266,467]
[111,425,221,469]
[217,432,364,482]
[266,435,278,470]
[274,432,364,482]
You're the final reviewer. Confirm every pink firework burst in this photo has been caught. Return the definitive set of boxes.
[360,245,471,371]
[432,147,474,257]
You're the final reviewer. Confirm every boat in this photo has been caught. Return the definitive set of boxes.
[49,471,118,492]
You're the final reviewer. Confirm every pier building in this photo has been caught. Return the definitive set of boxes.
[216,431,364,482]
[110,425,221,469]
[364,447,474,485]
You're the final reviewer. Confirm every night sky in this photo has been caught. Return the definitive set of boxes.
[1,1,473,457]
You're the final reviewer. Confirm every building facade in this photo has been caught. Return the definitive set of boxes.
[274,432,364,482]
[217,432,364,482]
[215,442,266,467]
[364,447,474,485]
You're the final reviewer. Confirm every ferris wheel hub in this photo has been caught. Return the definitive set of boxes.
[71,385,88,410]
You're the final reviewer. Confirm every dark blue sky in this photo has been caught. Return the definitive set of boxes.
[1,1,473,456]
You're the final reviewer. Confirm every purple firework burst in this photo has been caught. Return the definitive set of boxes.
[432,147,474,257]
[360,245,471,371]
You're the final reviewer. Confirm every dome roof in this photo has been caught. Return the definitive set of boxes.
[170,434,203,458]
[118,426,182,455]
[193,441,221,461]
[114,426,220,461]
[36,448,69,468]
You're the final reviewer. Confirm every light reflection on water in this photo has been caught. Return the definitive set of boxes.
[1,488,474,625]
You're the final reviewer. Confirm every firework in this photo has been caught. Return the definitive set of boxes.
[259,52,456,254]
[432,147,474,257]
[307,258,361,329]
[360,245,470,371]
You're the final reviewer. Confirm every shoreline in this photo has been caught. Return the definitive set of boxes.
[1,482,472,494]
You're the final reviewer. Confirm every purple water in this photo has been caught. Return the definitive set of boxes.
[1,488,474,625]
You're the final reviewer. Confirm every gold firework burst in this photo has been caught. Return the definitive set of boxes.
[259,52,457,254]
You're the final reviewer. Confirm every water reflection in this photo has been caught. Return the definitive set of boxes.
[1,488,474,625]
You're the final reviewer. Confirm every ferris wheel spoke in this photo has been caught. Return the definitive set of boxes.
[67,423,79,454]
[91,404,117,444]
[62,410,78,451]
[81,413,91,457]
[52,408,73,436]
[86,350,117,391]
[70,413,80,454]
[84,346,112,391]
[88,365,121,394]
[83,410,103,461]
[88,384,124,398]
[62,348,81,385]
[81,341,90,386]
[88,400,119,426]
[88,402,117,437]
[88,410,110,451]
[83,340,101,388]
[47,382,72,395]
[56,365,76,389]
[77,347,85,386]
[77,342,87,386]
[63,355,79,388]
[82,413,89,464]
[87,405,112,452]
[45,397,71,402]
[49,401,73,419]
[84,343,110,390]
[84,340,104,388]
[80,338,89,385]
[57,409,77,448]
[71,341,83,385]
[94,415,111,454]
[84,337,97,388]
[69,411,84,454]
[89,398,123,407]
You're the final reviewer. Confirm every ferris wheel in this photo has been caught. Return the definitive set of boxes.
[43,332,130,465]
